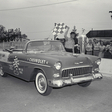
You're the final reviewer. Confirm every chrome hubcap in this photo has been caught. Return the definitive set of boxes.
[38,76,46,91]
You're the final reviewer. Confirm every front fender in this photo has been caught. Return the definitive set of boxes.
[86,55,101,70]
[29,65,58,82]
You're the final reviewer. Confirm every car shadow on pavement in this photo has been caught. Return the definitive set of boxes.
[0,74,104,98]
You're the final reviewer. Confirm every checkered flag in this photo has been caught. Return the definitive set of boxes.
[52,23,67,39]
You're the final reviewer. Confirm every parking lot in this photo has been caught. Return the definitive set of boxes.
[0,73,112,112]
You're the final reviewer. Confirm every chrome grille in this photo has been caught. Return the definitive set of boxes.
[62,67,92,78]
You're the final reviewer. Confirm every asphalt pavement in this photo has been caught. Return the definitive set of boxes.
[0,73,112,112]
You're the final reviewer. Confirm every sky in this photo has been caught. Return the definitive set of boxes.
[0,0,112,40]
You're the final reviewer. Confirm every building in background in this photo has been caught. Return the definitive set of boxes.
[86,30,112,42]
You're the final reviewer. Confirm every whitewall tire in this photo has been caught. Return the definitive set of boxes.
[34,70,52,96]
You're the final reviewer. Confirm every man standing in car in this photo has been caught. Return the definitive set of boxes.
[64,26,79,53]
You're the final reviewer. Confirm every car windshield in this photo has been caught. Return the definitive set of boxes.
[27,41,65,53]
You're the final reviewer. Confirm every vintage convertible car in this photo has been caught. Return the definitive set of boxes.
[0,40,103,96]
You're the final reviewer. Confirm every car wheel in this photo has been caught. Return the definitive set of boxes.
[78,81,92,87]
[0,66,7,77]
[34,70,52,96]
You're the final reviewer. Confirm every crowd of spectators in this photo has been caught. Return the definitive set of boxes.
[85,39,112,59]
[56,33,112,59]
[55,26,112,59]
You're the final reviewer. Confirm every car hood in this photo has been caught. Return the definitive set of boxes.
[40,51,92,68]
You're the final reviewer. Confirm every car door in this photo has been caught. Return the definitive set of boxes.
[7,51,34,81]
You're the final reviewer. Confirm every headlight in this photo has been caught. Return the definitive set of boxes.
[95,59,101,65]
[54,62,62,70]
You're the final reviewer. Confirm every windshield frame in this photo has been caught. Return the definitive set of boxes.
[26,40,65,53]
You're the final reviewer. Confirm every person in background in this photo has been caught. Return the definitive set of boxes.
[93,39,100,56]
[98,40,105,58]
[104,41,111,58]
[64,26,79,53]
[85,39,94,55]
[105,40,112,59]
[109,40,112,58]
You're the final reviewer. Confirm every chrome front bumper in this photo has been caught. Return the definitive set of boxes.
[49,72,103,87]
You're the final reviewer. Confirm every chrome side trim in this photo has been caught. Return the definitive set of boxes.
[0,61,11,64]
[19,60,51,68]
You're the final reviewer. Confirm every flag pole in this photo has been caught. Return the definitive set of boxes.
[45,23,56,40]
[44,29,53,40]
